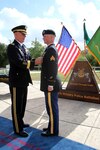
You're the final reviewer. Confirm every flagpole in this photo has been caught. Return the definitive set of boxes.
[59,22,71,87]
[82,19,96,70]
[57,23,81,88]
[61,22,63,25]
[83,19,89,61]
[83,18,87,58]
[59,22,73,87]
[61,70,72,87]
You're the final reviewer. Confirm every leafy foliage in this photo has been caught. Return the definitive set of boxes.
[0,43,8,67]
[0,40,99,69]
[29,39,45,58]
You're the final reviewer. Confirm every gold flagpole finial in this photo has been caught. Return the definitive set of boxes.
[83,18,86,22]
[61,22,63,25]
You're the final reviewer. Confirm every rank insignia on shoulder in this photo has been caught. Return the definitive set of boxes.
[50,56,55,61]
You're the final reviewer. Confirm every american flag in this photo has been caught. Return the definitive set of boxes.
[56,26,81,76]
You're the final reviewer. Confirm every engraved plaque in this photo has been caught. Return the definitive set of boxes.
[66,61,99,93]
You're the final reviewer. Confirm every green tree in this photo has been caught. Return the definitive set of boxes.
[29,38,45,58]
[0,43,8,67]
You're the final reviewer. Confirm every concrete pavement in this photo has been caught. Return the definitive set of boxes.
[0,82,100,150]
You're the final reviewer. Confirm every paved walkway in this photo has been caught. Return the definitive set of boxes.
[0,82,100,150]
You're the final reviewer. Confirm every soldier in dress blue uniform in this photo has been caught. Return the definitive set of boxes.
[40,29,61,136]
[7,25,38,137]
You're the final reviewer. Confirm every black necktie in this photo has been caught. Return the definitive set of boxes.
[21,45,27,60]
[21,44,26,53]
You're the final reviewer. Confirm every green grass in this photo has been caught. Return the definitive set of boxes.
[0,68,100,84]
[31,72,41,80]
[30,71,100,84]
[93,71,100,84]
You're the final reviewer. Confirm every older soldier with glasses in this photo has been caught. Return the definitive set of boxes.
[7,25,40,137]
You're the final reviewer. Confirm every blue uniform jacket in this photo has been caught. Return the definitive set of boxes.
[7,40,32,87]
[40,44,61,92]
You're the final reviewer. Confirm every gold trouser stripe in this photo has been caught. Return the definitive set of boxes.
[27,60,30,69]
[13,87,19,133]
[48,92,54,134]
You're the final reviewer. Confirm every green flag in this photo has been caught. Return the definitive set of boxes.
[87,26,100,64]
[83,22,90,45]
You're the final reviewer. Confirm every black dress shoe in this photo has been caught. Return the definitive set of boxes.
[15,131,29,137]
[23,124,30,128]
[41,131,58,137]
[43,128,48,131]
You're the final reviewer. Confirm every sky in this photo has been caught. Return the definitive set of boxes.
[0,0,100,50]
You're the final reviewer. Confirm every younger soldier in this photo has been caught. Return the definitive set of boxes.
[40,29,61,136]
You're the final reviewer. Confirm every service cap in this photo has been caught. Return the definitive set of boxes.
[11,25,27,35]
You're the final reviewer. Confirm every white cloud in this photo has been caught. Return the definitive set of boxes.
[55,0,100,49]
[55,0,100,30]
[0,7,30,27]
[0,7,62,47]
[0,0,100,50]
[0,8,31,45]
[0,20,4,30]
[0,33,9,44]
[43,6,55,16]
[25,17,62,47]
